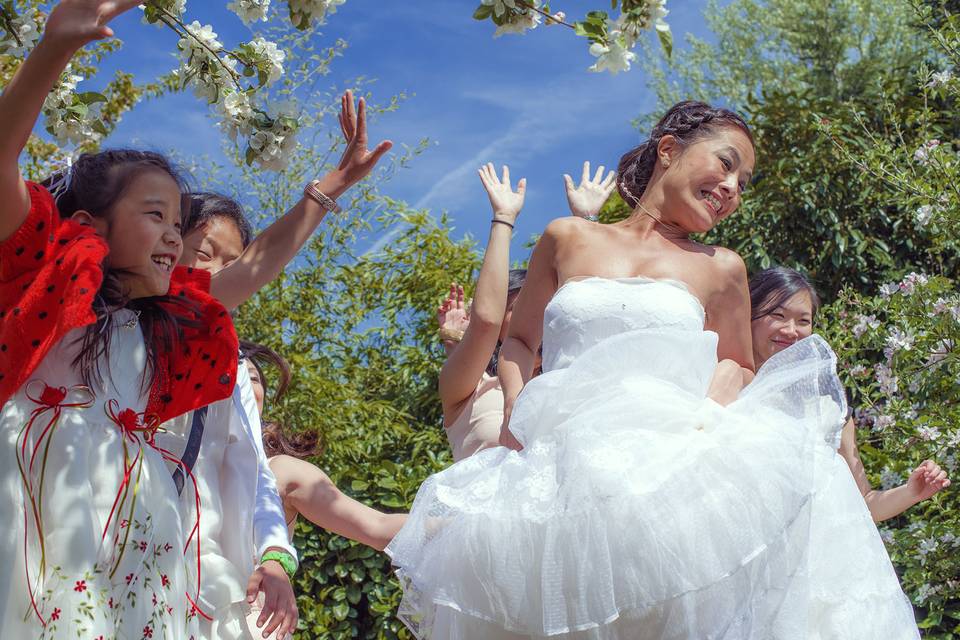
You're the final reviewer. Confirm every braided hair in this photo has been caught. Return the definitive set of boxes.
[617,101,753,207]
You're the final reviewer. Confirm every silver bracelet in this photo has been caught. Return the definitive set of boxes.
[583,214,599,222]
[303,180,342,213]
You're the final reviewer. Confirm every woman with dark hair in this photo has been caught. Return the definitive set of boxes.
[748,266,946,636]
[387,101,898,638]
[436,162,611,460]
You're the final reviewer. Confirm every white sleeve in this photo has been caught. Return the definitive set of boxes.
[234,363,299,564]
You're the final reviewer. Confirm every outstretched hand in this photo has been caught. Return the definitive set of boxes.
[563,161,616,219]
[329,89,393,199]
[42,0,143,51]
[438,283,470,339]
[906,460,951,502]
[478,163,525,222]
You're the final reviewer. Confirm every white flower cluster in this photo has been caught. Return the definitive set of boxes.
[880,273,929,298]
[0,11,39,57]
[287,0,345,28]
[913,139,940,165]
[589,1,669,74]
[931,296,960,321]
[41,71,106,146]
[228,0,271,25]
[875,362,899,396]
[171,18,298,170]
[927,69,953,88]
[915,204,935,227]
[852,313,881,338]
[884,327,915,360]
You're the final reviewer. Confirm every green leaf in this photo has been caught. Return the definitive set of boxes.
[657,26,673,58]
[473,4,494,20]
[76,91,107,105]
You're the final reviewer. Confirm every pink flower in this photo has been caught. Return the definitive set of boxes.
[73,579,86,592]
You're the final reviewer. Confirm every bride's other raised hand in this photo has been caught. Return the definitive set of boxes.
[563,161,616,220]
[478,163,525,223]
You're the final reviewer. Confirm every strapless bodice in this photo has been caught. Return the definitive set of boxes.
[542,277,706,372]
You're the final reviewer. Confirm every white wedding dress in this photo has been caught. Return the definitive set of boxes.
[386,277,919,639]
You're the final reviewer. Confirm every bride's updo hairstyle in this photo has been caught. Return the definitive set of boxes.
[617,101,753,206]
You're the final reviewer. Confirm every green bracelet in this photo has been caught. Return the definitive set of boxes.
[261,550,298,580]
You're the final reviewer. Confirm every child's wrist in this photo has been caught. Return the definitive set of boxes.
[261,549,298,580]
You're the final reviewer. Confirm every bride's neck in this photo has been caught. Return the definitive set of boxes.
[621,191,690,240]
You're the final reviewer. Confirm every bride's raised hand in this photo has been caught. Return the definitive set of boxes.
[563,161,616,220]
[42,0,143,51]
[478,163,525,223]
[325,89,393,200]
[438,283,470,343]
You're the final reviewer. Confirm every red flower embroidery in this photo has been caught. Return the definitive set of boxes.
[143,624,153,638]
[125,572,135,585]
[166,605,173,615]
[138,540,148,552]
[50,607,60,620]
[120,519,129,529]
[163,542,172,553]
[161,574,170,588]
[108,597,114,609]
[73,579,86,592]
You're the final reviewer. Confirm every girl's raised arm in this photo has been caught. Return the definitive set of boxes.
[0,0,142,241]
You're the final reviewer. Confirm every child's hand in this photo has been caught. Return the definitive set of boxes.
[326,90,393,199]
[478,163,525,222]
[906,460,951,502]
[246,559,298,638]
[563,161,616,219]
[42,0,142,51]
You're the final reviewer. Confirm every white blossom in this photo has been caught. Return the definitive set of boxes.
[931,296,960,321]
[852,314,880,338]
[0,13,39,57]
[927,69,953,88]
[918,536,939,565]
[481,0,517,18]
[884,327,915,359]
[879,466,901,489]
[917,424,942,443]
[913,139,940,164]
[248,37,285,85]
[915,204,934,227]
[927,339,953,367]
[876,363,899,396]
[228,0,270,25]
[492,1,541,37]
[898,272,929,295]
[588,36,636,74]
[879,282,900,298]
[874,414,896,432]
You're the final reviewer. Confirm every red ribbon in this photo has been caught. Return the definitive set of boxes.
[17,381,94,626]
[103,400,211,622]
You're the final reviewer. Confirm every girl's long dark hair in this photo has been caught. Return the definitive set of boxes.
[241,339,320,459]
[41,149,197,392]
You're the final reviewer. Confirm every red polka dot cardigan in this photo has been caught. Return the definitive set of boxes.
[0,182,238,422]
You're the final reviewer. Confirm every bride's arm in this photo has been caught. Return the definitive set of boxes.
[498,218,569,448]
[704,247,755,371]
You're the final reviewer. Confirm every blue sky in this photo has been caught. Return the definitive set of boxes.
[85,1,715,257]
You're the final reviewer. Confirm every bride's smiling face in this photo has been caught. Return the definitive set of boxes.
[658,126,754,234]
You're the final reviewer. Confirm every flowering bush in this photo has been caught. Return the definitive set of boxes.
[472,0,672,74]
[822,273,959,635]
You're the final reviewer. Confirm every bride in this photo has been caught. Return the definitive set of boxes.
[387,101,860,639]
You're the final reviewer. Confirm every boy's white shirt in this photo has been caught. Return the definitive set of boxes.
[162,361,296,614]
[234,359,297,561]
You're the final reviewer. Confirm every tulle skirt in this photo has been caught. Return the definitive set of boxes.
[388,330,851,639]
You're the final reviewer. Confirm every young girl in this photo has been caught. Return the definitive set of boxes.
[170,98,392,639]
[0,2,237,638]
[436,162,612,459]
